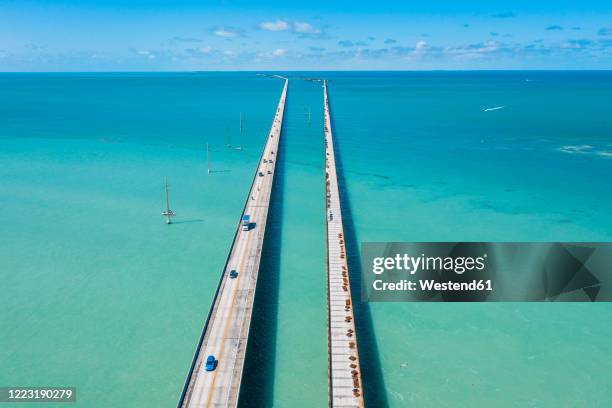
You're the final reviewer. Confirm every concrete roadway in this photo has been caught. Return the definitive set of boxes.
[180,78,288,408]
[324,80,365,407]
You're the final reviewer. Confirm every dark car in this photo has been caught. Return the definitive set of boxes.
[258,172,264,177]
[229,270,238,279]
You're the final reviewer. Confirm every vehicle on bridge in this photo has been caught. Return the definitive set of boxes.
[242,215,250,231]
[205,355,217,371]
[229,270,238,279]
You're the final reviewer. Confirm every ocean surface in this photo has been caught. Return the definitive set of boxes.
[1,71,611,407]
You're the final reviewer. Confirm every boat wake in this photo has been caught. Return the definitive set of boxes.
[483,106,505,112]
[559,145,593,154]
[558,144,612,158]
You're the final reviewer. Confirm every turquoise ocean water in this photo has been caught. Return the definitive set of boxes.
[1,72,611,407]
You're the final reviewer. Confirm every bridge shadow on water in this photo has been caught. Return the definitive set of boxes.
[331,106,389,407]
[237,106,287,408]
[237,90,387,406]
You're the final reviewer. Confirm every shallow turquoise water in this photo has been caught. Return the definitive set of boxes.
[240,78,328,407]
[0,73,286,407]
[1,72,612,407]
[325,71,612,407]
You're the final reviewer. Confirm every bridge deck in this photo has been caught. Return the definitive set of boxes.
[324,80,365,407]
[178,78,288,408]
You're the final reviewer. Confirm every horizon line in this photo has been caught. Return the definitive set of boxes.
[2,69,612,74]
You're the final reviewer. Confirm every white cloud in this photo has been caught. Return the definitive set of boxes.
[444,40,501,56]
[560,39,592,50]
[199,46,212,54]
[293,22,320,34]
[136,50,156,59]
[414,41,428,53]
[256,19,324,38]
[255,48,289,59]
[214,27,241,38]
[259,20,290,31]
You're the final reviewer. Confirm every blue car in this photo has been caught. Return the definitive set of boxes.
[205,355,217,371]
[229,270,238,279]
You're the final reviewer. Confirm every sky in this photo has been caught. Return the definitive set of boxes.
[1,0,612,71]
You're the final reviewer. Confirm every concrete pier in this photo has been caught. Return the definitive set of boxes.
[324,80,365,407]
[178,77,288,408]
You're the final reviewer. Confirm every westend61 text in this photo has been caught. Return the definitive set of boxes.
[372,279,493,292]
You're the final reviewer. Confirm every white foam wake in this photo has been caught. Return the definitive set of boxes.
[558,145,593,154]
[483,106,505,112]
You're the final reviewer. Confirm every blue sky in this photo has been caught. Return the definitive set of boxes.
[1,0,612,71]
